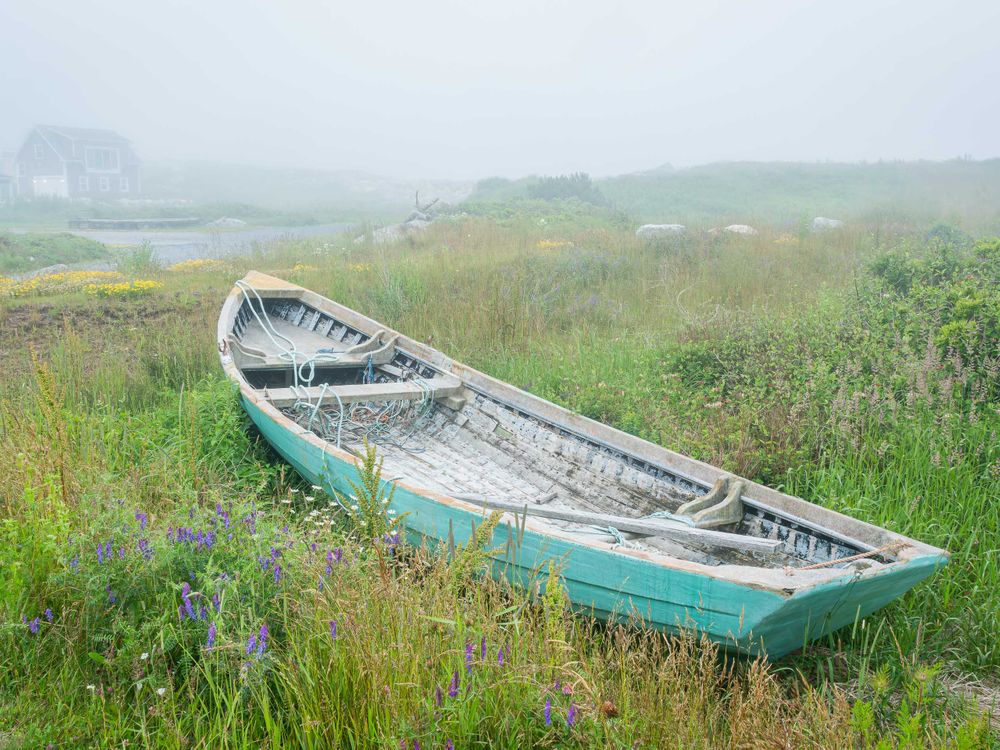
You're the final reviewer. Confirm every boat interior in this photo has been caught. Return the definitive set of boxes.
[226,286,896,572]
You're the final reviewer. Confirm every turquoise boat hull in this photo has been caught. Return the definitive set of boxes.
[242,394,945,659]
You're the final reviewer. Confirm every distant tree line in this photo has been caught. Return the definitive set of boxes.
[526,173,607,205]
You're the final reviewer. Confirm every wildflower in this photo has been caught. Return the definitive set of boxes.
[413,741,420,750]
[273,565,282,584]
[498,647,504,666]
[156,687,166,697]
[141,652,149,660]
[199,605,207,620]
[136,511,148,531]
[97,544,104,564]
[207,622,217,649]
[212,593,221,612]
[445,741,453,750]
[70,556,79,571]
[119,546,125,560]
[562,683,572,695]
[257,624,268,657]
[567,702,576,727]
[86,684,96,692]
[104,541,112,560]
[544,697,551,726]
[246,633,257,655]
[329,620,337,641]
[465,641,474,673]
[448,670,459,698]
[29,617,40,634]
[44,608,53,623]
[435,685,442,707]
[178,605,185,621]
[480,635,486,660]
[107,586,117,604]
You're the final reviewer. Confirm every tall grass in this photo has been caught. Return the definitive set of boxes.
[1,214,997,745]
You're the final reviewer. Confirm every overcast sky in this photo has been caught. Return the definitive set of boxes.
[1,0,998,178]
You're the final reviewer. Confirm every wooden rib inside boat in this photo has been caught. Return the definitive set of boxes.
[219,271,948,658]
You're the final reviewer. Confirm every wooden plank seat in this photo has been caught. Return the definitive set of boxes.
[231,331,399,371]
[263,375,464,407]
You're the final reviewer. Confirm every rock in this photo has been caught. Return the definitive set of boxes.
[723,224,758,235]
[812,217,843,231]
[208,217,247,227]
[23,263,69,278]
[636,224,686,239]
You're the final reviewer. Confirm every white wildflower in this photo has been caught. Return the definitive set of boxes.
[156,687,166,697]
[305,495,315,503]
[140,652,149,660]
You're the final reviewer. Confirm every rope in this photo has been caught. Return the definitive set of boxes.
[791,541,906,572]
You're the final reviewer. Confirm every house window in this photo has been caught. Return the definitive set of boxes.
[85,147,120,172]
[79,176,89,192]
[34,143,44,159]
[119,176,129,192]
[99,176,110,192]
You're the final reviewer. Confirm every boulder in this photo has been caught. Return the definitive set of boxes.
[812,217,843,231]
[723,224,758,236]
[636,224,686,239]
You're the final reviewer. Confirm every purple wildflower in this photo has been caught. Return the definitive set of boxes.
[103,541,112,561]
[212,593,220,612]
[189,507,194,520]
[465,641,474,673]
[246,633,257,655]
[136,511,148,531]
[28,617,40,634]
[273,565,282,584]
[97,544,103,564]
[106,586,117,604]
[567,701,577,727]
[413,741,420,750]
[207,622,217,648]
[70,556,79,571]
[44,608,53,623]
[199,605,207,621]
[178,605,185,621]
[329,620,337,641]
[256,624,268,657]
[334,548,342,563]
[480,635,486,660]
[448,670,459,698]
[498,647,505,666]
[119,546,125,560]
[445,741,453,750]
[544,697,551,726]
[318,578,324,591]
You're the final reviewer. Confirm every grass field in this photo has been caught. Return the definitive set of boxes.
[1,211,997,747]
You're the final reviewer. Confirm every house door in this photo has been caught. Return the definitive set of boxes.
[33,175,68,198]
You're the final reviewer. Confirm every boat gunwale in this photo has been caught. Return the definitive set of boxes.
[216,271,949,596]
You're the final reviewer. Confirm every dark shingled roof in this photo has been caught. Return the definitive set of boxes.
[36,125,131,144]
[28,125,139,165]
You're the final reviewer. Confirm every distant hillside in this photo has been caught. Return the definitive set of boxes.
[141,161,474,221]
[470,160,1000,229]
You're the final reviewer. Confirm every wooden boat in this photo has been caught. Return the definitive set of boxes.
[218,271,947,658]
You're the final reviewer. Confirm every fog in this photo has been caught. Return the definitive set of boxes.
[2,0,998,179]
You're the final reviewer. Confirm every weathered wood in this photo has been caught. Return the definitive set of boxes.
[455,495,782,555]
[265,376,463,407]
